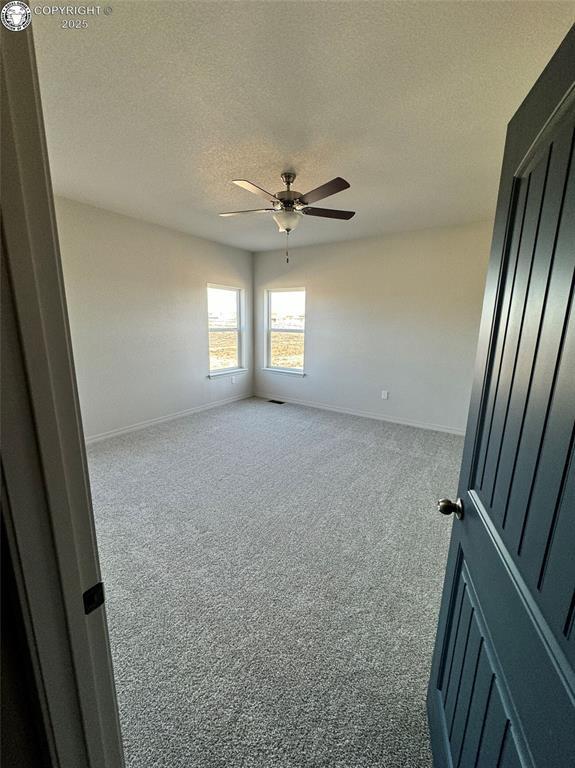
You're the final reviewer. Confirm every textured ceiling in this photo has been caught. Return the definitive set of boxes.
[33,2,574,252]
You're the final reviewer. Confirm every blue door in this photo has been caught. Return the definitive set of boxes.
[427,28,575,768]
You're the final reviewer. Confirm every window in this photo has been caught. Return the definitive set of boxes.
[266,289,305,372]
[207,285,242,373]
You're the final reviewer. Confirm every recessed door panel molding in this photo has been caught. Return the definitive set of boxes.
[435,547,528,768]
[470,109,575,653]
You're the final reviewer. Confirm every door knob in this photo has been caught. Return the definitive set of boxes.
[437,498,464,520]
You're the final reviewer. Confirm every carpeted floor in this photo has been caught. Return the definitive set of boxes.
[88,397,462,768]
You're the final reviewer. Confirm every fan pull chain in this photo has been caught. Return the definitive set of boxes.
[286,230,289,264]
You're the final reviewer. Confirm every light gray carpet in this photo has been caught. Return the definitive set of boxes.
[88,398,462,768]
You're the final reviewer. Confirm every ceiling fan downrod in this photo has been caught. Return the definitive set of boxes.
[281,171,296,191]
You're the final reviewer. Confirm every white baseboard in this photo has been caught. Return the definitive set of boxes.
[85,394,252,444]
[255,392,465,436]
[86,391,465,443]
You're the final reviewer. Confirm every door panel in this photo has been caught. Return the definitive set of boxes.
[491,126,573,543]
[473,115,575,659]
[428,27,575,768]
[433,506,575,767]
[434,546,526,767]
[537,454,575,644]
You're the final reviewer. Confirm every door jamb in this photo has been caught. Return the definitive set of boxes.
[1,27,124,768]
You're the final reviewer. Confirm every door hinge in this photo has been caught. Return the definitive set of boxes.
[83,581,105,615]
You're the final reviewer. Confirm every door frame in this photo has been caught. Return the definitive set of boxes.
[1,26,124,768]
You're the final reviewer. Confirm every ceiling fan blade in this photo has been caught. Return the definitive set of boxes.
[301,207,355,220]
[219,209,274,217]
[232,179,280,203]
[298,177,350,205]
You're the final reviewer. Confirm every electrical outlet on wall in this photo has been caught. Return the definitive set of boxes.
[381,390,389,400]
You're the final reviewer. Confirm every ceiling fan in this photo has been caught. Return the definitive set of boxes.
[219,172,355,233]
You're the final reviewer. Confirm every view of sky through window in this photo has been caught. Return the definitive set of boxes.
[269,289,305,370]
[208,287,238,328]
[270,290,305,330]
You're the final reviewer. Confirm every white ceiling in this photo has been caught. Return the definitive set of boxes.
[33,1,574,252]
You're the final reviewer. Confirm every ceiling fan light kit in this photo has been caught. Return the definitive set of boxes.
[219,171,355,234]
[272,209,301,233]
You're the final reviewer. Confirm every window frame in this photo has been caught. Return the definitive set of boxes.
[264,287,306,375]
[207,283,246,376]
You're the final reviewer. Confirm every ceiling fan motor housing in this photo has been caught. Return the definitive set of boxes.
[275,189,302,209]
[276,172,302,211]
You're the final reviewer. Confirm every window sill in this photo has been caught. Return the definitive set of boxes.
[262,367,306,377]
[208,368,248,379]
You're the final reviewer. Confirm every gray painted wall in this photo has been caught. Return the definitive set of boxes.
[254,221,492,433]
[56,197,490,438]
[55,197,253,440]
